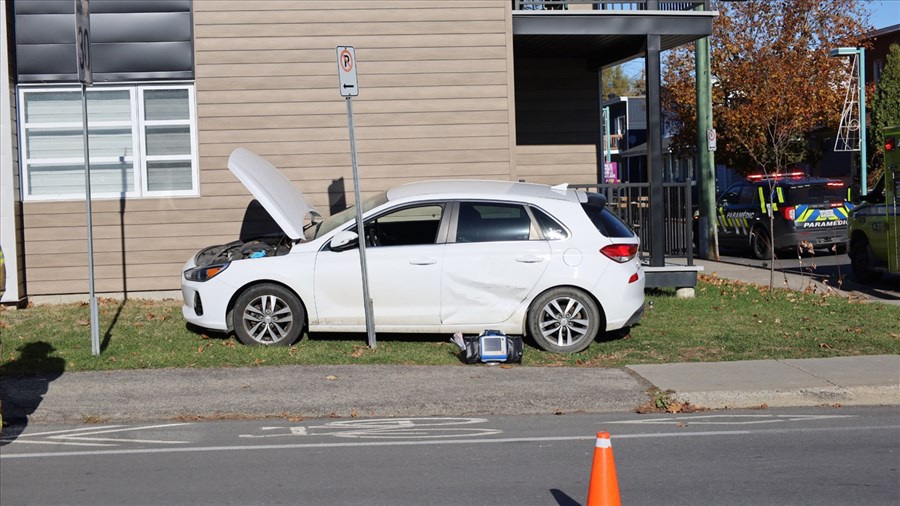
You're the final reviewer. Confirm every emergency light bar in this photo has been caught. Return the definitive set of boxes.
[746,171,805,181]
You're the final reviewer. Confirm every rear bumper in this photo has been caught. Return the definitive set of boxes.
[774,226,848,250]
[623,303,644,327]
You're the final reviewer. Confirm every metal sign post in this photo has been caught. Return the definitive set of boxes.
[336,46,376,349]
[76,0,100,356]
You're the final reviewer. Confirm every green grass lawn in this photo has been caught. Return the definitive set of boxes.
[1,275,898,376]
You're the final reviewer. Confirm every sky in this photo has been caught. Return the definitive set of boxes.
[866,0,900,29]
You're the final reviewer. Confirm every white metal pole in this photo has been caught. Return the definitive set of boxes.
[858,48,867,196]
[81,83,100,355]
[346,96,376,349]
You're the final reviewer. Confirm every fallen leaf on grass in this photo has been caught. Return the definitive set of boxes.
[818,343,833,349]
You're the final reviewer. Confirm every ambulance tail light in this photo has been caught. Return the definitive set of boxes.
[886,136,895,151]
[783,206,796,221]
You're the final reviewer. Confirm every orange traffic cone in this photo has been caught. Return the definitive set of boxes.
[587,431,621,506]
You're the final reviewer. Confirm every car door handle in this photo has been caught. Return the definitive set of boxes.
[409,258,438,265]
[515,255,544,263]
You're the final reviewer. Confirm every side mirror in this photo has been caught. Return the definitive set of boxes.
[330,230,359,252]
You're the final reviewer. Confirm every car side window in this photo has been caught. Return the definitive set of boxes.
[738,185,758,205]
[719,185,741,205]
[364,204,443,247]
[531,207,569,240]
[455,202,536,243]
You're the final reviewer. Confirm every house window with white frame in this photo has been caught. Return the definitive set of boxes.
[18,83,198,201]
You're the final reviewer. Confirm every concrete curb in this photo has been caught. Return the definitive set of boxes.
[670,385,900,410]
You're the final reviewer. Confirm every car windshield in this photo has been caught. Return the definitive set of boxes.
[307,192,389,241]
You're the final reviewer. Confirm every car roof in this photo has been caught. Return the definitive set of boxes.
[385,179,587,203]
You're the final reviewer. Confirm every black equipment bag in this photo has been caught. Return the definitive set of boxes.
[462,333,523,364]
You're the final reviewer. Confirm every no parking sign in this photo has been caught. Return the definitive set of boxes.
[336,46,359,96]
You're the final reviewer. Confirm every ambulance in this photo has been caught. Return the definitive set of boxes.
[848,126,900,282]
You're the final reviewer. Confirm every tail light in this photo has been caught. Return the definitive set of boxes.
[782,206,795,221]
[601,244,638,263]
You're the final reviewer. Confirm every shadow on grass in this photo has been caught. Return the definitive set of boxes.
[100,299,127,352]
[0,342,66,444]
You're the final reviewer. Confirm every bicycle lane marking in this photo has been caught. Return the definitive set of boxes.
[6,425,899,460]
[1,423,193,447]
[238,417,503,440]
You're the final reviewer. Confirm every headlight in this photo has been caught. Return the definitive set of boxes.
[184,262,230,282]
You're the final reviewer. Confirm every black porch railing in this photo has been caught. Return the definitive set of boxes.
[514,1,708,11]
[571,181,695,265]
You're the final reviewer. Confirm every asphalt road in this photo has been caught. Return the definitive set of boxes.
[2,406,898,506]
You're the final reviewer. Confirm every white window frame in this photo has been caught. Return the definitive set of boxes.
[138,85,200,197]
[18,82,199,201]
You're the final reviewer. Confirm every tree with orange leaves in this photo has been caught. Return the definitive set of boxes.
[664,0,870,176]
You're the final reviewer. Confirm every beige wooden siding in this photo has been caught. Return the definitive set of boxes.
[7,82,25,301]
[516,145,598,186]
[20,0,516,296]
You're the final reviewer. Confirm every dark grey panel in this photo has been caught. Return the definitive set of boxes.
[93,42,193,74]
[92,0,191,14]
[13,0,73,15]
[16,44,77,76]
[15,0,191,15]
[15,14,74,44]
[14,0,194,83]
[91,13,192,43]
[512,12,715,36]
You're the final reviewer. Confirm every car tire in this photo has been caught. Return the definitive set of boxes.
[750,227,772,260]
[849,237,881,283]
[232,283,305,346]
[527,287,601,354]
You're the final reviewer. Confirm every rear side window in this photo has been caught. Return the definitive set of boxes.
[531,207,568,240]
[455,202,536,243]
[581,195,634,238]
[781,183,846,205]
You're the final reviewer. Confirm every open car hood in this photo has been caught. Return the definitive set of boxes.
[227,148,319,241]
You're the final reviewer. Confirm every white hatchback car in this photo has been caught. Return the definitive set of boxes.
[182,148,645,354]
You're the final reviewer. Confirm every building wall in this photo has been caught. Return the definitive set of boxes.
[514,55,600,147]
[1,0,24,304]
[17,0,519,296]
[515,144,597,185]
[867,26,899,84]
[512,54,601,184]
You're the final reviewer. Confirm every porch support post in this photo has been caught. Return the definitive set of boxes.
[646,33,664,267]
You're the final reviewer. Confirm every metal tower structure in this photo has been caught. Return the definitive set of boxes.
[830,46,868,194]
[834,53,860,152]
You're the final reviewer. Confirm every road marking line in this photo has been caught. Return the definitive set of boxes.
[0,439,118,447]
[5,426,124,438]
[608,414,857,425]
[4,424,897,460]
[0,423,192,447]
